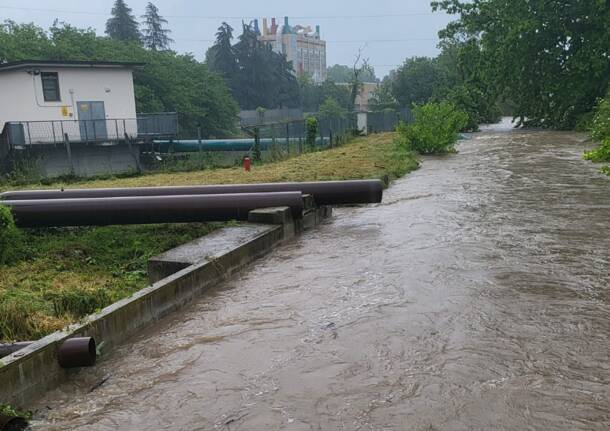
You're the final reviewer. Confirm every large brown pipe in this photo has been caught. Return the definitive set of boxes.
[57,337,96,368]
[4,192,304,228]
[0,180,384,206]
[0,414,28,431]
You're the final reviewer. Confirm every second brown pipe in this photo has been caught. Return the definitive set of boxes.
[3,192,304,228]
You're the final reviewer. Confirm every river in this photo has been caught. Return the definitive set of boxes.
[32,125,610,430]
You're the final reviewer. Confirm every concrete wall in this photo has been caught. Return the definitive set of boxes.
[0,67,137,136]
[0,223,286,406]
[22,143,141,178]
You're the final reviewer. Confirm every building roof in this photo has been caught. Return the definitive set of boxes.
[0,60,145,73]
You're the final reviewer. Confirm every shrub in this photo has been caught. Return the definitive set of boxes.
[584,139,610,163]
[590,93,610,142]
[584,93,610,163]
[0,205,21,264]
[398,102,469,154]
[306,116,318,150]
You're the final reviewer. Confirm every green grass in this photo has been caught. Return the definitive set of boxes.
[0,133,418,342]
[0,224,219,342]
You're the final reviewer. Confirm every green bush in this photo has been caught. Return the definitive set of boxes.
[590,94,610,142]
[584,93,610,163]
[584,139,610,163]
[306,116,318,150]
[398,102,469,154]
[0,205,21,264]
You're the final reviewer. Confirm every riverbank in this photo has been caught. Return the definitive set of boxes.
[0,133,418,342]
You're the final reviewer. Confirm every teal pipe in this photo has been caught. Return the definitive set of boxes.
[152,138,329,153]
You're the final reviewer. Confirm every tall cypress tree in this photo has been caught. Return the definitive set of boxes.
[141,2,173,51]
[105,0,141,43]
[211,23,237,76]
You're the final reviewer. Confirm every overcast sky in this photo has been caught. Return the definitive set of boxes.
[0,0,455,78]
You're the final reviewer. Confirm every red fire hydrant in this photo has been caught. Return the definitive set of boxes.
[243,157,251,172]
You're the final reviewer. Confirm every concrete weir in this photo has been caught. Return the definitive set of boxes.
[0,202,331,406]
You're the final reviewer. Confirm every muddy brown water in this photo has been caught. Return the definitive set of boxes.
[31,125,610,430]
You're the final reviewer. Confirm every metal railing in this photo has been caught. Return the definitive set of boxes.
[249,115,358,141]
[137,113,179,138]
[366,108,413,133]
[4,113,178,148]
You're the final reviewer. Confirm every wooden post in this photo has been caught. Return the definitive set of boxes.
[125,133,142,174]
[63,133,75,176]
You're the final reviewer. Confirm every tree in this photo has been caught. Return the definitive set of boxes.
[105,0,140,43]
[433,40,501,130]
[391,57,440,107]
[327,64,377,83]
[141,2,173,51]
[0,20,51,62]
[348,48,374,111]
[299,75,351,113]
[318,97,346,119]
[369,77,399,111]
[1,21,239,137]
[432,0,610,129]
[207,22,237,79]
[228,23,300,110]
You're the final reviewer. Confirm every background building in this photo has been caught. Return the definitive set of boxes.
[258,17,327,83]
[337,82,380,112]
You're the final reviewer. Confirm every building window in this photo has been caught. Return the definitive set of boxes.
[41,72,60,102]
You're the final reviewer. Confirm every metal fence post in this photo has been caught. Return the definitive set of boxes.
[64,133,75,176]
[84,121,90,144]
[197,127,202,153]
[286,123,290,155]
[51,121,57,145]
[26,122,32,146]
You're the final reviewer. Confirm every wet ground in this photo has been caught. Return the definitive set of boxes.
[32,124,610,430]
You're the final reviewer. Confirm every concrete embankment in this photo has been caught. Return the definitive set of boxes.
[0,201,330,406]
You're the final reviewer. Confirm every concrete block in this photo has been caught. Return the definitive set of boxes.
[247,206,293,225]
[148,224,276,283]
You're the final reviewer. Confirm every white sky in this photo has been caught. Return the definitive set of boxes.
[0,0,455,77]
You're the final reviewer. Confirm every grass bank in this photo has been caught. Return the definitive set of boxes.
[1,133,414,191]
[0,133,417,342]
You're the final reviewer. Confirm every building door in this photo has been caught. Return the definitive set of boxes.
[78,101,108,142]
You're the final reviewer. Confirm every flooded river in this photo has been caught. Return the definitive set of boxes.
[33,126,610,430]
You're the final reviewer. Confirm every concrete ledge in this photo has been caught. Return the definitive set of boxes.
[148,223,278,283]
[0,204,331,406]
[0,223,282,406]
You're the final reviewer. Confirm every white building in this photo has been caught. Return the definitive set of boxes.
[0,60,142,145]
